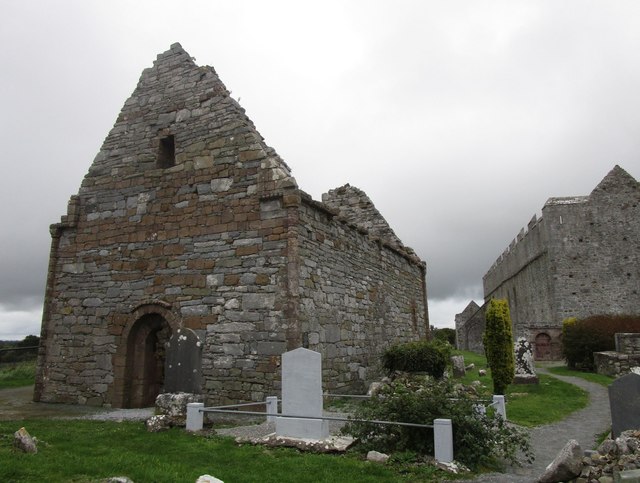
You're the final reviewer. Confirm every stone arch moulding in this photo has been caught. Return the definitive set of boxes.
[112,301,181,408]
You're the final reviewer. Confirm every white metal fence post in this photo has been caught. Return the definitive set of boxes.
[266,396,278,423]
[493,395,506,420]
[433,418,454,463]
[186,402,204,431]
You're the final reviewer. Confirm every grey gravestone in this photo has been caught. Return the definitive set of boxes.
[276,348,329,440]
[451,355,466,378]
[609,372,640,438]
[164,328,203,393]
[514,337,538,384]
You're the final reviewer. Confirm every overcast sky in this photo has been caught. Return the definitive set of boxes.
[1,1,639,340]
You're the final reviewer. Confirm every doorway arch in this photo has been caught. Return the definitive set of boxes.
[534,332,552,360]
[122,313,171,407]
[112,302,179,408]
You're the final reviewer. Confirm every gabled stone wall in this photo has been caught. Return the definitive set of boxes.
[482,166,640,359]
[35,44,428,407]
[455,301,485,354]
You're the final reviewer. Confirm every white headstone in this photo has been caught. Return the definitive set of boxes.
[514,337,538,384]
[276,348,329,440]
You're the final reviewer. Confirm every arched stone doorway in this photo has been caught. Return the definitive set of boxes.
[534,332,552,360]
[122,313,172,408]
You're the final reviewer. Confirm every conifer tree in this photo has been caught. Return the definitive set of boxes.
[483,299,515,395]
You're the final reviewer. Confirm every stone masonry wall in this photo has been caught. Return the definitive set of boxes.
[297,195,428,393]
[594,352,640,377]
[545,167,640,322]
[35,43,429,407]
[455,301,485,354]
[616,333,640,355]
[35,44,298,406]
[483,166,640,346]
[594,333,640,377]
[483,213,552,339]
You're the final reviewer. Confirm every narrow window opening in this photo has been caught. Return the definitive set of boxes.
[158,135,175,168]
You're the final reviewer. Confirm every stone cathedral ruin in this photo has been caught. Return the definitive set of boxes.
[457,165,640,359]
[34,44,428,408]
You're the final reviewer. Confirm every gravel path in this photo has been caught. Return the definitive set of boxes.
[459,367,611,483]
[0,385,153,422]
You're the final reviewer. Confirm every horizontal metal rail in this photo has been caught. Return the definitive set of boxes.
[0,346,39,352]
[200,407,434,429]
[209,401,278,409]
[323,393,371,399]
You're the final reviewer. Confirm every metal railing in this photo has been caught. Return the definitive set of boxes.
[185,397,454,463]
[184,392,506,465]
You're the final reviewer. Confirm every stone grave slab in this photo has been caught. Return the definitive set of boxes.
[164,328,203,393]
[451,355,466,378]
[276,348,329,440]
[609,372,640,438]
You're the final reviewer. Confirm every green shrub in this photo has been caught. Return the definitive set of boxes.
[433,328,456,346]
[562,314,640,370]
[483,299,514,395]
[382,340,448,378]
[342,376,533,470]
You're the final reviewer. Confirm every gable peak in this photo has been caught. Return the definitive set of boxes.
[591,165,638,197]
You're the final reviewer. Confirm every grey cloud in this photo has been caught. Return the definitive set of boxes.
[1,1,639,337]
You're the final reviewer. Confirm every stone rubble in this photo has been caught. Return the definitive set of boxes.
[237,433,356,453]
[146,392,203,431]
[145,414,173,432]
[537,439,583,482]
[195,476,224,483]
[154,392,202,424]
[536,431,640,483]
[366,450,390,463]
[13,427,37,454]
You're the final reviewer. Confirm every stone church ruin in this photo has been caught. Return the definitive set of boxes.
[34,44,428,408]
[457,166,639,360]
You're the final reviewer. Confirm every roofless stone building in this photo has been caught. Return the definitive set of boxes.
[479,166,640,360]
[34,44,428,407]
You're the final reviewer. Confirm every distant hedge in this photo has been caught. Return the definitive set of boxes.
[0,335,39,364]
[562,314,640,371]
[433,327,456,346]
[382,339,450,378]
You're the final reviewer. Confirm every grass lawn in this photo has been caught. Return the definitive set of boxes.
[546,365,615,387]
[0,361,36,389]
[0,353,597,480]
[0,419,455,483]
[506,374,588,426]
[454,350,589,427]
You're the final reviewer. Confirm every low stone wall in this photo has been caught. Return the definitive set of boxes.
[594,351,640,378]
[616,333,640,355]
